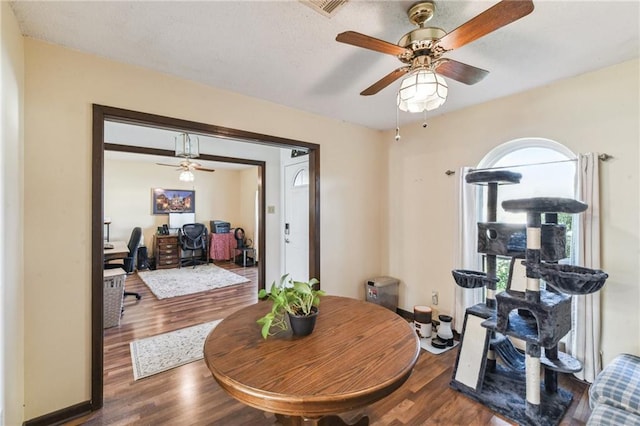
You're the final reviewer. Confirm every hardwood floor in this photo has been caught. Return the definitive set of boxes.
[67,263,591,425]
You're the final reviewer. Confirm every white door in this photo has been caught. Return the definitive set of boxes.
[284,162,309,282]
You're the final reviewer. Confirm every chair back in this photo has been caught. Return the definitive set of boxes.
[127,227,143,254]
[234,227,246,248]
[123,227,142,273]
[181,223,207,249]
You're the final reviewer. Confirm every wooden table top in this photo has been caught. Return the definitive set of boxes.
[103,240,129,261]
[203,295,420,418]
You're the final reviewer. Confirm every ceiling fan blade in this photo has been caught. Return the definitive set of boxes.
[435,59,489,85]
[437,0,534,52]
[156,163,180,167]
[193,166,216,172]
[336,31,411,57]
[361,67,411,96]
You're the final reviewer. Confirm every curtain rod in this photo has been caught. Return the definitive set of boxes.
[598,153,613,161]
[446,153,613,175]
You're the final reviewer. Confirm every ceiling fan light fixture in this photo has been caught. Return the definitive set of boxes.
[179,170,195,182]
[175,133,200,159]
[397,68,448,113]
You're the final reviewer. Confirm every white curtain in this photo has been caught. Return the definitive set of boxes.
[452,167,484,333]
[567,153,602,383]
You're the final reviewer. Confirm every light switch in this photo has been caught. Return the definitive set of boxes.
[267,206,276,214]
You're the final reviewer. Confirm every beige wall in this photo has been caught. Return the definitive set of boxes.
[105,158,246,253]
[386,59,640,366]
[23,39,386,419]
[1,2,25,424]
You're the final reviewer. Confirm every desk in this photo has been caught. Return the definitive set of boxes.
[203,296,420,425]
[103,241,129,262]
[209,232,236,261]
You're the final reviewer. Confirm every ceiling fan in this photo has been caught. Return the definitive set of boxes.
[156,133,214,180]
[336,0,534,98]
[156,159,215,173]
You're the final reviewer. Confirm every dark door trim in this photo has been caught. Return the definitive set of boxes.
[91,104,320,409]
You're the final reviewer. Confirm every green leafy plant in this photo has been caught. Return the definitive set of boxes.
[256,274,325,339]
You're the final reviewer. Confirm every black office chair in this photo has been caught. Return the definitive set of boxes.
[105,226,142,300]
[179,223,208,268]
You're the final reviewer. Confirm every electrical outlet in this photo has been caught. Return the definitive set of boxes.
[432,291,439,305]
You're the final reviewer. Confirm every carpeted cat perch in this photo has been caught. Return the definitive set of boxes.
[449,170,609,426]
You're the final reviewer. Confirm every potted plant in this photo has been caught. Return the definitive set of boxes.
[257,274,325,339]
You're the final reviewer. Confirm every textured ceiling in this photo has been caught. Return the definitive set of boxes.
[10,0,640,130]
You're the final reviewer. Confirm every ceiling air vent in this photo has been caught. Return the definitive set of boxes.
[300,0,348,18]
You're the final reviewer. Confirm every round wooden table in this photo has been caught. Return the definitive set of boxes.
[203,296,420,425]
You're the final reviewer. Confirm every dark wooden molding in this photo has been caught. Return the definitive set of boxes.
[23,400,92,426]
[91,105,105,409]
[97,104,319,150]
[104,143,265,167]
[88,104,320,417]
[309,148,320,283]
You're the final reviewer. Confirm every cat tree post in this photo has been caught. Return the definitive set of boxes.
[524,210,542,417]
[485,181,498,371]
[543,212,560,394]
[486,181,498,310]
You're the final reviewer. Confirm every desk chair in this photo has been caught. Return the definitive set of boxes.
[104,226,142,300]
[180,223,208,268]
[233,227,255,267]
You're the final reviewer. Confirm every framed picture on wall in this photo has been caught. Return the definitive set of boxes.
[152,188,195,214]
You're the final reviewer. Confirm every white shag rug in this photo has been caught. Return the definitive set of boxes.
[137,264,249,299]
[130,319,221,380]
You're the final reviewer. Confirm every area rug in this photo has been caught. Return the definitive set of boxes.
[130,319,221,380]
[137,264,249,299]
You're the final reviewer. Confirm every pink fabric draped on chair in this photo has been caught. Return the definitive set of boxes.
[209,232,236,261]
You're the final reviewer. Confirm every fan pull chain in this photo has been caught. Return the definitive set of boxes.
[395,107,401,141]
[423,110,428,128]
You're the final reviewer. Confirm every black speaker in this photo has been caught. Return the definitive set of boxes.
[137,246,150,270]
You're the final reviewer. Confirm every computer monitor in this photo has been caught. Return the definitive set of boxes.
[168,212,195,231]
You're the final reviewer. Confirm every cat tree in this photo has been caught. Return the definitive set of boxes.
[450,169,608,425]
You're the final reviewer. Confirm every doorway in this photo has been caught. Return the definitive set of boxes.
[91,104,320,410]
[284,160,309,282]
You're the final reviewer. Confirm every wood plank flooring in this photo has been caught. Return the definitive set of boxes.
[66,262,591,425]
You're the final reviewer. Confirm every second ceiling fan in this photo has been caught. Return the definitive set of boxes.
[336,0,534,101]
[156,133,215,181]
[156,159,215,173]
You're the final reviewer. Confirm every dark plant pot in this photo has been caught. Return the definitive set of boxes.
[287,307,319,337]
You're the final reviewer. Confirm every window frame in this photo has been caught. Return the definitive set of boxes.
[474,137,578,291]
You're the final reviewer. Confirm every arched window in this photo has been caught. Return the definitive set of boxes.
[475,138,577,289]
[292,168,309,187]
